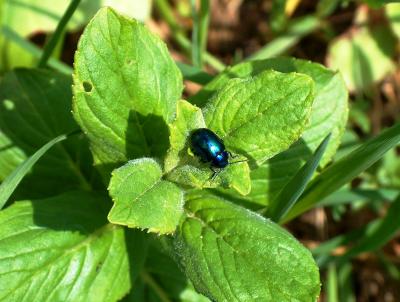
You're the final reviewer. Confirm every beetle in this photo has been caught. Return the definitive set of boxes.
[189,128,244,180]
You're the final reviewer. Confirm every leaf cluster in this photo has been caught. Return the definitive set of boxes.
[0,5,399,302]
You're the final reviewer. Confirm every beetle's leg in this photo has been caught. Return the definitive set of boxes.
[209,167,218,181]
[227,151,248,165]
[228,151,238,158]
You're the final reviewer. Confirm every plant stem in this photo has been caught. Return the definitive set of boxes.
[327,264,339,302]
[190,0,200,67]
[154,0,225,71]
[38,0,81,68]
[199,0,210,65]
[141,271,172,302]
[190,0,209,67]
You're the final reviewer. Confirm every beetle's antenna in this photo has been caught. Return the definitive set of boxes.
[229,159,248,165]
[228,151,247,165]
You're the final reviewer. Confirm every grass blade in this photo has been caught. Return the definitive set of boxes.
[198,0,210,65]
[378,252,400,281]
[313,194,400,268]
[270,0,286,32]
[248,16,319,60]
[284,122,400,222]
[320,188,399,206]
[267,134,331,222]
[190,0,209,67]
[337,263,356,302]
[0,133,70,209]
[327,263,339,302]
[38,0,81,68]
[154,0,225,71]
[190,0,200,67]
[1,26,72,74]
[339,194,400,261]
[140,271,171,302]
[313,226,367,268]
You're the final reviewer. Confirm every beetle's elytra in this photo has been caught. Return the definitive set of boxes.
[189,128,230,179]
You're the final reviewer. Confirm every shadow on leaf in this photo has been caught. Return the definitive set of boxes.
[266,138,313,202]
[125,110,170,165]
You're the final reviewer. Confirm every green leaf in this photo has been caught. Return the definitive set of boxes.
[172,193,320,301]
[203,69,314,166]
[0,68,90,199]
[167,163,251,195]
[167,161,251,195]
[73,7,183,171]
[286,122,400,222]
[84,1,153,22]
[0,191,146,302]
[0,129,25,182]
[327,24,396,92]
[108,158,184,234]
[0,134,67,210]
[139,241,211,302]
[267,133,331,222]
[191,58,348,206]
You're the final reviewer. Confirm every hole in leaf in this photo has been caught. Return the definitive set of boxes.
[96,262,103,273]
[126,59,135,65]
[3,99,15,110]
[82,81,93,93]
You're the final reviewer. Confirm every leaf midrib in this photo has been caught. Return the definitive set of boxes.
[184,206,314,300]
[85,17,151,156]
[185,213,291,300]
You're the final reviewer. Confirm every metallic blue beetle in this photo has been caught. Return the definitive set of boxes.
[189,128,230,179]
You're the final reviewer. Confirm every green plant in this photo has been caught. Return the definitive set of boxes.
[1,3,400,302]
